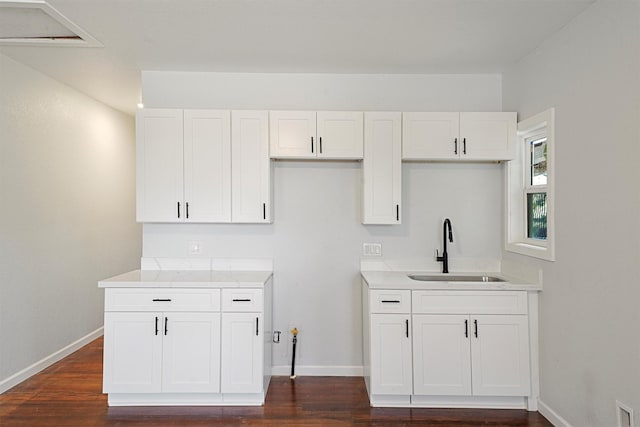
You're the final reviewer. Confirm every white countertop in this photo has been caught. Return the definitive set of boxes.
[361,270,542,291]
[98,269,273,288]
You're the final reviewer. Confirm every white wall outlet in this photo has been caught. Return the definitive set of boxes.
[188,241,203,255]
[363,243,382,256]
[617,401,635,427]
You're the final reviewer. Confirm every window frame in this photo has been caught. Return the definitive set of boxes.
[505,108,555,261]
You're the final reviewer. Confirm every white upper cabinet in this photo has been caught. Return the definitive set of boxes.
[136,109,184,222]
[270,111,363,159]
[137,108,231,223]
[316,111,364,158]
[402,112,460,160]
[402,112,516,161]
[183,110,231,222]
[362,112,402,225]
[231,111,272,223]
[459,112,516,160]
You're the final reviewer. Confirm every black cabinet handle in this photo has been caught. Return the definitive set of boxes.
[319,136,323,154]
[464,319,468,338]
[256,317,259,336]
[463,138,467,155]
[155,316,159,336]
[474,319,478,338]
[177,202,181,218]
[186,202,189,219]
[405,319,409,338]
[232,298,252,302]
[152,298,172,302]
[381,300,400,303]
[396,205,400,221]
[165,317,168,336]
[263,203,266,220]
[311,136,314,153]
[454,137,458,155]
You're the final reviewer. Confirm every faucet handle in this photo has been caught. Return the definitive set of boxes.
[435,249,441,260]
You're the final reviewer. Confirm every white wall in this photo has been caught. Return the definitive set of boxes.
[0,54,141,386]
[502,2,640,426]
[142,72,505,372]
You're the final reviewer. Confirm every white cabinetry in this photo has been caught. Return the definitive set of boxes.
[136,109,184,222]
[402,112,516,161]
[102,281,272,406]
[412,291,531,398]
[137,109,270,223]
[103,289,221,395]
[364,290,412,400]
[221,289,266,394]
[269,111,363,159]
[137,108,231,222]
[363,282,535,409]
[231,111,272,223]
[362,112,402,224]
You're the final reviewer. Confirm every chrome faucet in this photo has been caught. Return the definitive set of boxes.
[436,218,453,273]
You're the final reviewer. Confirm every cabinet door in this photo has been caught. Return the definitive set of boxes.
[459,112,516,160]
[316,111,363,159]
[471,315,531,396]
[136,109,184,222]
[162,312,221,393]
[362,112,402,224]
[370,314,412,395]
[103,312,162,393]
[221,313,264,393]
[183,110,231,222]
[412,314,472,395]
[402,112,460,160]
[269,111,316,158]
[231,111,272,223]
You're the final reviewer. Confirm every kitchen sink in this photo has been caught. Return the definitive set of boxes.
[408,274,504,282]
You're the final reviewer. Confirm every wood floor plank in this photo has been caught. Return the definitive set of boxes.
[0,337,552,426]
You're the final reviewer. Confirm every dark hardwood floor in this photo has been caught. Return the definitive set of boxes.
[0,338,552,426]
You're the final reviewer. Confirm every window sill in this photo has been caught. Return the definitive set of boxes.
[505,241,555,261]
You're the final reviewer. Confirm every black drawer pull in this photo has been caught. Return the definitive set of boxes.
[381,300,400,303]
[155,316,159,336]
[164,317,168,336]
[232,298,252,302]
[256,317,259,336]
[152,298,172,302]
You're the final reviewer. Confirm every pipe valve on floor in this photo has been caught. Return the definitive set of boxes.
[290,327,299,380]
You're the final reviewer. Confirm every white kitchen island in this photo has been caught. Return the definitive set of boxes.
[99,263,273,407]
[361,268,542,411]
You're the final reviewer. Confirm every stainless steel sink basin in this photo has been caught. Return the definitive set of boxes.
[408,274,504,282]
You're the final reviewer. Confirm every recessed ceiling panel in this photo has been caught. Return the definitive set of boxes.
[0,1,101,46]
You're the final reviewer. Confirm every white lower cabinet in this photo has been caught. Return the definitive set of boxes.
[221,313,264,393]
[370,314,412,395]
[102,284,272,406]
[412,314,471,396]
[363,283,536,409]
[412,314,530,397]
[103,311,220,394]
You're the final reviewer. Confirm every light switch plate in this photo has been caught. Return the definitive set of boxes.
[363,243,382,256]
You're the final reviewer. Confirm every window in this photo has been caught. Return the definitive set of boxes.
[505,108,555,261]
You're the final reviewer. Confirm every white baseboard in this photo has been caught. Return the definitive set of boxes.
[271,365,363,377]
[539,399,573,427]
[0,327,104,394]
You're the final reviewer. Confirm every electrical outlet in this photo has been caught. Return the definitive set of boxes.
[617,401,635,427]
[363,243,382,256]
[188,241,203,255]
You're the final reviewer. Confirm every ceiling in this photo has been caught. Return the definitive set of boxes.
[0,0,594,115]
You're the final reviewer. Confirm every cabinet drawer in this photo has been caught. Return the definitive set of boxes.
[222,289,263,312]
[369,290,411,313]
[412,291,527,315]
[105,288,220,312]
